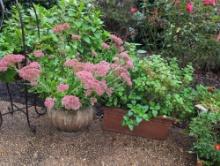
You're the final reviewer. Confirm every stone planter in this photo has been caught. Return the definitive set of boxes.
[48,107,95,132]
[102,107,175,140]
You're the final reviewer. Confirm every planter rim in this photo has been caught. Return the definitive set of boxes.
[101,106,176,124]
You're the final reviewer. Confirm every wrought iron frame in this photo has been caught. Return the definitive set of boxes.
[0,82,46,133]
[0,0,47,132]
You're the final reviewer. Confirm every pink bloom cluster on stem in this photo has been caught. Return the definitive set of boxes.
[18,62,41,85]
[102,42,110,49]
[110,34,123,46]
[110,34,125,53]
[111,64,132,87]
[118,52,134,69]
[203,0,216,6]
[65,60,111,77]
[33,50,44,58]
[62,95,81,110]
[111,51,133,86]
[76,71,111,96]
[57,83,69,92]
[52,23,70,33]
[65,59,112,96]
[0,54,25,72]
[44,97,55,110]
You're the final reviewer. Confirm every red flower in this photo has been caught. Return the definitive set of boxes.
[186,2,193,13]
[215,144,220,151]
[130,7,138,14]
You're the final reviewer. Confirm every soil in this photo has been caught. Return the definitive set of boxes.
[1,71,219,166]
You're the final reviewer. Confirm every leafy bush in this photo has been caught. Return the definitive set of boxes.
[189,111,220,165]
[98,0,220,70]
[194,85,220,112]
[105,55,196,130]
[0,0,110,61]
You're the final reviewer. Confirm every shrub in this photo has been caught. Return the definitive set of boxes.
[189,111,220,165]
[98,0,220,70]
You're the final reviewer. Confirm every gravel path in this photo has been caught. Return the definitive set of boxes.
[0,101,195,166]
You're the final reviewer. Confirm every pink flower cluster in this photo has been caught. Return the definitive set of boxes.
[18,62,41,85]
[102,43,110,49]
[52,23,70,33]
[61,95,81,110]
[76,71,111,96]
[110,34,125,53]
[65,60,111,77]
[33,50,44,58]
[0,54,25,72]
[118,52,134,69]
[203,0,216,6]
[65,59,112,96]
[110,34,123,46]
[57,83,69,92]
[44,97,55,110]
[111,64,132,87]
[111,51,133,86]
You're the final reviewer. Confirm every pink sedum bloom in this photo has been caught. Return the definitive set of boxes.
[18,62,41,85]
[3,54,25,65]
[62,95,81,111]
[33,50,44,58]
[110,34,123,46]
[102,43,110,49]
[52,23,70,33]
[0,59,8,72]
[44,97,55,110]
[186,2,193,13]
[94,61,111,77]
[57,83,69,92]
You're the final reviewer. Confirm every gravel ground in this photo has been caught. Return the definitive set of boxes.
[0,101,195,166]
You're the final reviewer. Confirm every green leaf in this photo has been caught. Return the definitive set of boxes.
[0,68,17,83]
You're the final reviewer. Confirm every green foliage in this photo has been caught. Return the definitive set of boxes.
[0,67,17,83]
[0,0,114,63]
[194,85,220,112]
[105,55,196,129]
[98,0,220,70]
[189,112,220,165]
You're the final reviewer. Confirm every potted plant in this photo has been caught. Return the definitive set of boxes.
[102,55,196,140]
[40,57,131,132]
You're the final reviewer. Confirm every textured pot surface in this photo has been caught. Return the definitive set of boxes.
[48,107,95,132]
[102,107,174,140]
